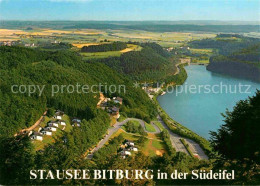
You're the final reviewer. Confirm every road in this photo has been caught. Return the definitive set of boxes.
[86,118,160,159]
[157,115,189,154]
[86,116,208,160]
[157,115,208,160]
[173,59,191,75]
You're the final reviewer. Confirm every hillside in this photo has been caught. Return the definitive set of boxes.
[90,42,176,82]
[81,42,127,52]
[0,46,156,138]
[189,34,260,82]
[207,44,260,82]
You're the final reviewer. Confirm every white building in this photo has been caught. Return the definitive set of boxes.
[30,132,43,141]
[120,150,131,156]
[128,146,138,152]
[47,127,57,132]
[41,129,52,136]
[48,121,59,128]
[54,115,62,120]
[60,120,66,126]
[125,141,135,147]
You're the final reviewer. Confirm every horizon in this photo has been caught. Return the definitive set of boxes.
[0,0,259,22]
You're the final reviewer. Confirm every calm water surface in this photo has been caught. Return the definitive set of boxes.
[157,65,260,139]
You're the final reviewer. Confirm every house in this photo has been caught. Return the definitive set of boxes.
[54,115,62,120]
[111,106,119,114]
[72,118,81,127]
[48,121,59,128]
[55,110,64,116]
[120,149,131,156]
[72,122,81,127]
[113,97,123,104]
[72,118,81,123]
[47,126,57,132]
[125,141,135,147]
[54,110,64,120]
[128,146,138,152]
[41,128,52,136]
[59,120,66,126]
[30,132,43,141]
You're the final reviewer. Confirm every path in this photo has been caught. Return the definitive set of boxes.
[173,58,190,75]
[86,116,208,160]
[86,118,160,159]
[157,115,208,160]
[14,110,47,136]
[157,115,189,154]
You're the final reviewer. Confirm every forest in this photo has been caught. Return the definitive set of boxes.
[89,42,176,82]
[189,34,260,82]
[81,42,127,52]
[0,46,156,138]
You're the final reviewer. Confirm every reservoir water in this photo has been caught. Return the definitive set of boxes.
[157,65,260,139]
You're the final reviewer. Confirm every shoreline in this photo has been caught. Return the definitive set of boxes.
[152,64,212,155]
[190,62,208,66]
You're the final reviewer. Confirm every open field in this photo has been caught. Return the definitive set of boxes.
[108,128,166,157]
[121,120,141,131]
[81,50,122,59]
[144,123,156,132]
[192,58,210,64]
[152,121,165,131]
[1,28,216,49]
[80,44,142,59]
[72,43,101,48]
[190,48,214,54]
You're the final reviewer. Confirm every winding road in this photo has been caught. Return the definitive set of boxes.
[86,118,160,159]
[86,116,208,160]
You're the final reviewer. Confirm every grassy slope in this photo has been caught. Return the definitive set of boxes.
[145,123,156,132]
[32,114,72,151]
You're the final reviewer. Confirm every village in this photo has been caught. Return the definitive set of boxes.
[97,93,123,120]
[29,110,82,142]
[29,94,124,151]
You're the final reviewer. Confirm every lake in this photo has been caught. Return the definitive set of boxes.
[157,65,260,139]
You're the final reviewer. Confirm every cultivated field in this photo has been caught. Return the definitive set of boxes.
[1,28,216,49]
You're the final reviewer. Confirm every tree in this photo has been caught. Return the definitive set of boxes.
[0,136,35,185]
[47,108,55,117]
[210,90,260,162]
[210,90,260,184]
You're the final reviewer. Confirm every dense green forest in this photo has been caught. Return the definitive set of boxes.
[189,34,260,55]
[0,46,156,138]
[81,42,127,52]
[88,42,176,82]
[189,34,260,82]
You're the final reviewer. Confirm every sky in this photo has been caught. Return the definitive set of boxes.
[0,0,259,21]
